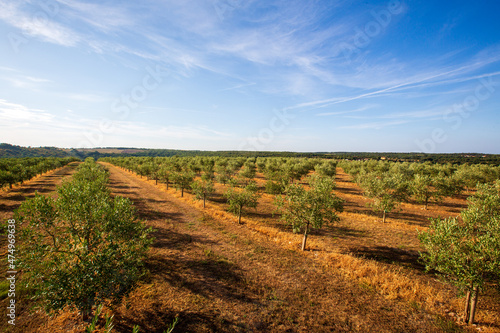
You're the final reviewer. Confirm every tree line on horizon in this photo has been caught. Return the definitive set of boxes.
[2,143,500,165]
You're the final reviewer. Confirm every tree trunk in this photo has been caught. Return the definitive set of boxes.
[301,221,310,251]
[382,210,386,223]
[238,206,242,224]
[203,195,206,208]
[424,197,428,210]
[181,187,184,197]
[155,179,158,185]
[469,286,479,325]
[166,181,169,190]
[464,288,472,323]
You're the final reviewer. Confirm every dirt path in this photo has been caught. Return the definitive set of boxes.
[99,163,457,333]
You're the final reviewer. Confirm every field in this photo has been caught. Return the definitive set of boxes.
[1,160,499,332]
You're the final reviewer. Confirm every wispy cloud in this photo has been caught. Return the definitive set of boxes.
[0,99,55,123]
[218,82,256,92]
[54,0,136,33]
[287,57,500,111]
[0,1,80,46]
[316,104,378,116]
[339,120,410,130]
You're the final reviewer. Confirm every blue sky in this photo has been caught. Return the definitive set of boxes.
[0,0,499,153]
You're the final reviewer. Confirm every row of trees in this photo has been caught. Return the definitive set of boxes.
[101,156,343,250]
[101,156,500,226]
[339,160,500,222]
[15,158,152,320]
[102,156,337,193]
[0,157,78,189]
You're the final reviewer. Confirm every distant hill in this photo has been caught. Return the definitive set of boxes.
[1,143,499,164]
[0,143,77,158]
[0,144,144,159]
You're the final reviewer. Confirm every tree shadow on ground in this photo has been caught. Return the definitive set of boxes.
[318,225,367,239]
[145,254,257,305]
[335,185,364,196]
[348,245,425,271]
[149,224,218,249]
[114,308,245,333]
[209,192,227,204]
[388,210,431,227]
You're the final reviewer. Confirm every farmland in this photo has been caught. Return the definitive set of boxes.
[1,156,499,332]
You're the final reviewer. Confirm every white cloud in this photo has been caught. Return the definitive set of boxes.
[0,1,80,46]
[0,99,54,122]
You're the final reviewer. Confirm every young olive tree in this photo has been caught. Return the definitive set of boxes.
[411,174,441,209]
[215,164,232,185]
[418,181,500,325]
[359,172,408,223]
[239,161,257,185]
[15,160,152,320]
[172,171,194,197]
[314,160,337,178]
[275,176,344,251]
[224,182,260,224]
[434,174,464,198]
[191,179,215,208]
[158,165,172,190]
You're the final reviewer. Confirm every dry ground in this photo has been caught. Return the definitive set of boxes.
[1,162,498,332]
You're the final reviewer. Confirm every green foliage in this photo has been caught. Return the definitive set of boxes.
[265,180,286,195]
[172,171,195,197]
[224,182,260,223]
[84,303,115,333]
[411,174,441,209]
[275,176,344,250]
[314,160,337,178]
[158,165,173,189]
[0,156,77,189]
[239,160,256,183]
[15,159,153,319]
[418,181,500,324]
[191,179,215,207]
[358,172,409,222]
[434,174,464,197]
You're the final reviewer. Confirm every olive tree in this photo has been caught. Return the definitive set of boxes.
[275,176,344,251]
[314,160,337,178]
[191,179,215,208]
[411,174,440,209]
[172,171,194,197]
[239,161,256,185]
[359,172,408,223]
[15,160,152,320]
[418,181,500,325]
[224,182,260,224]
